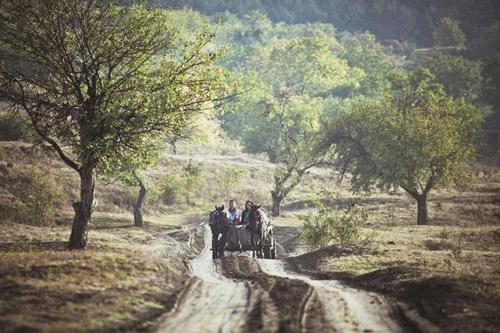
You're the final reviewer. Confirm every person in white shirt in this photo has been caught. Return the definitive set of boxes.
[226,199,241,225]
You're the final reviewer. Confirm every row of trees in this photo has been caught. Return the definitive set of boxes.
[216,12,487,225]
[0,1,492,249]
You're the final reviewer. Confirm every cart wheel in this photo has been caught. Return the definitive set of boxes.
[263,246,270,259]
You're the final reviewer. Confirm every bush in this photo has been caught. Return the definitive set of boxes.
[180,160,204,204]
[299,192,368,250]
[148,161,205,207]
[156,174,182,205]
[16,167,64,225]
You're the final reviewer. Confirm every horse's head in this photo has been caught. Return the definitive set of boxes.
[209,205,227,226]
[249,204,268,227]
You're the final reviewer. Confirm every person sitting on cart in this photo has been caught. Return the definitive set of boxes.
[227,199,241,225]
[241,200,254,225]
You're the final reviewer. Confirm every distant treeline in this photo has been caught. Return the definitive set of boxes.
[152,0,500,47]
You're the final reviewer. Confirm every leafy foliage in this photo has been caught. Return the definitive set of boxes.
[16,167,64,226]
[338,32,403,96]
[167,0,500,47]
[221,36,362,214]
[148,161,205,206]
[300,191,368,250]
[322,68,483,224]
[420,53,483,104]
[179,160,204,204]
[0,0,228,248]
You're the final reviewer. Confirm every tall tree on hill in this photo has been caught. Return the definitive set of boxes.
[0,0,226,249]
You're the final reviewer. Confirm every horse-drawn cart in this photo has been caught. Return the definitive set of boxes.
[209,205,277,259]
[224,223,276,259]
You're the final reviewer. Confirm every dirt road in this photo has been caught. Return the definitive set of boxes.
[157,223,418,333]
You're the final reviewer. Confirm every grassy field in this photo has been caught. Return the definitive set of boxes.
[0,212,205,333]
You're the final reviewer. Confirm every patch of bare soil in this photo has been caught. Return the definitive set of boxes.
[217,257,331,333]
[286,245,500,333]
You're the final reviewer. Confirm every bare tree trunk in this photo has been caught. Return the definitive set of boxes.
[134,180,147,228]
[416,194,429,225]
[271,192,282,217]
[69,164,95,250]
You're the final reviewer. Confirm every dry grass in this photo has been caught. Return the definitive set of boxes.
[0,212,201,333]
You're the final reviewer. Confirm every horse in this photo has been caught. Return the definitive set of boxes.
[248,204,270,258]
[208,205,228,259]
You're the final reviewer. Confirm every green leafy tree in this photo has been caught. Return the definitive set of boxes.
[420,53,483,104]
[339,32,402,96]
[0,0,225,249]
[322,69,483,225]
[222,37,360,216]
[432,17,466,48]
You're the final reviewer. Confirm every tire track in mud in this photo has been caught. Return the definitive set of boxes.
[258,259,412,333]
[158,223,416,333]
[157,223,259,333]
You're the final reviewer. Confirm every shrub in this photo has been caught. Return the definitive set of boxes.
[16,167,64,225]
[299,191,368,250]
[148,161,205,207]
[180,160,204,204]
[157,174,182,205]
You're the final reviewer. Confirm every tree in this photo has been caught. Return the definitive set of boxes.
[222,37,360,216]
[432,17,466,48]
[0,0,225,249]
[420,53,483,104]
[322,69,483,225]
[338,32,402,96]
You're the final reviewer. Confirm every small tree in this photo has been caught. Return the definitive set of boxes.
[432,17,466,48]
[180,160,204,204]
[221,37,360,216]
[0,1,225,249]
[322,69,483,225]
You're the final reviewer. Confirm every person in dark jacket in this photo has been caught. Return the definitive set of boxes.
[241,200,254,225]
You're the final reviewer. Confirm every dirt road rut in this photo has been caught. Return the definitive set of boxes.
[157,223,416,333]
